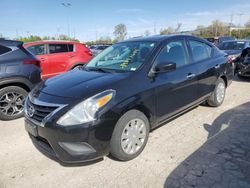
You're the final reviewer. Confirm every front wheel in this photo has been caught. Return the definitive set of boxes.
[110,110,150,161]
[207,78,226,107]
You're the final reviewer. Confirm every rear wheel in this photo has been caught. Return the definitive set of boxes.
[110,110,150,161]
[0,86,28,121]
[207,78,226,107]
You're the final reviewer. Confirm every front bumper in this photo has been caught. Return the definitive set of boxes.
[23,90,120,164]
[24,115,118,163]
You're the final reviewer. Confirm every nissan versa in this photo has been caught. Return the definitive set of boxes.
[24,35,233,163]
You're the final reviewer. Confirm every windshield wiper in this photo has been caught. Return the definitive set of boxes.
[85,67,114,73]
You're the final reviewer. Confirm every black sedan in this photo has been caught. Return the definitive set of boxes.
[24,35,233,163]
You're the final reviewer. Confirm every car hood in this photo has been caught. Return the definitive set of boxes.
[223,50,241,55]
[39,70,130,99]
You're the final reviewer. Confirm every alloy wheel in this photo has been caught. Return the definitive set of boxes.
[0,92,25,116]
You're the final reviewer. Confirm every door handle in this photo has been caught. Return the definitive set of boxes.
[214,64,220,69]
[187,73,196,79]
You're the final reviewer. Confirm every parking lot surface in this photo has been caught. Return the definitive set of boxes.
[1,77,250,188]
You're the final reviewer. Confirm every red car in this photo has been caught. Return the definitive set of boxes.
[24,41,93,79]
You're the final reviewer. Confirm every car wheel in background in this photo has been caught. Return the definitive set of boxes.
[110,110,150,161]
[0,86,28,121]
[72,64,85,70]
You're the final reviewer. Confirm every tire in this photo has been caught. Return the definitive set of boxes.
[72,64,85,70]
[110,110,150,161]
[207,78,226,107]
[0,86,28,121]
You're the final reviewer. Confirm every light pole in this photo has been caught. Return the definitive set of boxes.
[61,2,71,38]
[237,13,244,38]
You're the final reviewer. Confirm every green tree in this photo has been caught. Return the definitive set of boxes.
[42,36,51,40]
[209,20,229,37]
[245,20,250,28]
[113,23,127,41]
[160,27,174,35]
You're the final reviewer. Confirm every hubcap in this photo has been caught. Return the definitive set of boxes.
[73,65,83,70]
[216,82,225,103]
[121,118,146,155]
[0,92,25,116]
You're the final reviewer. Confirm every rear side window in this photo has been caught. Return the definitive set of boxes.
[218,41,245,51]
[189,40,212,62]
[68,44,74,52]
[27,44,45,56]
[0,45,11,55]
[155,40,188,67]
[49,44,69,54]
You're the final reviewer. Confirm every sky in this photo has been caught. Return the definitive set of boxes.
[1,0,250,42]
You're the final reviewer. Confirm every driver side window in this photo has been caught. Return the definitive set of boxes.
[155,40,188,67]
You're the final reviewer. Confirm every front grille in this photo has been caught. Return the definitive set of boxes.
[26,98,58,123]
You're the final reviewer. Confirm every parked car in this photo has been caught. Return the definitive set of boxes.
[0,39,41,120]
[214,36,236,46]
[90,45,110,56]
[24,35,233,163]
[24,41,93,80]
[205,37,215,43]
[218,40,250,60]
[235,47,250,78]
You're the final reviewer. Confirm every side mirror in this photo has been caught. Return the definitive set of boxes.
[154,62,176,73]
[148,62,176,78]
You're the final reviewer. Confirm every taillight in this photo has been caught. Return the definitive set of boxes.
[85,50,93,56]
[23,59,40,67]
[227,56,233,64]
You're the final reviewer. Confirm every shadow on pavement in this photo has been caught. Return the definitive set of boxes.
[165,102,250,188]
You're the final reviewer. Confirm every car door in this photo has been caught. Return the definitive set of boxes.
[46,43,72,78]
[153,38,199,124]
[26,44,48,77]
[187,38,218,100]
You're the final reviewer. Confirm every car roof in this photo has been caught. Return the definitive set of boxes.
[221,40,250,43]
[24,40,79,46]
[0,39,23,47]
[119,34,197,43]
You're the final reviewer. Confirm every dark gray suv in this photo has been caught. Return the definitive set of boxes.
[0,39,41,120]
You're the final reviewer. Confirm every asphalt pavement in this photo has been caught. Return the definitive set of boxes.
[1,77,250,188]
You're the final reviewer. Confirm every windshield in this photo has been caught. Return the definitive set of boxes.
[85,41,156,72]
[219,41,245,50]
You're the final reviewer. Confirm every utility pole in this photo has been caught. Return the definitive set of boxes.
[237,13,244,38]
[56,27,60,39]
[61,2,72,38]
[229,13,234,36]
[15,29,19,38]
[26,31,30,38]
[153,22,156,35]
[237,13,243,26]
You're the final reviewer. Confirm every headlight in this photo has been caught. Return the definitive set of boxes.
[57,90,115,126]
